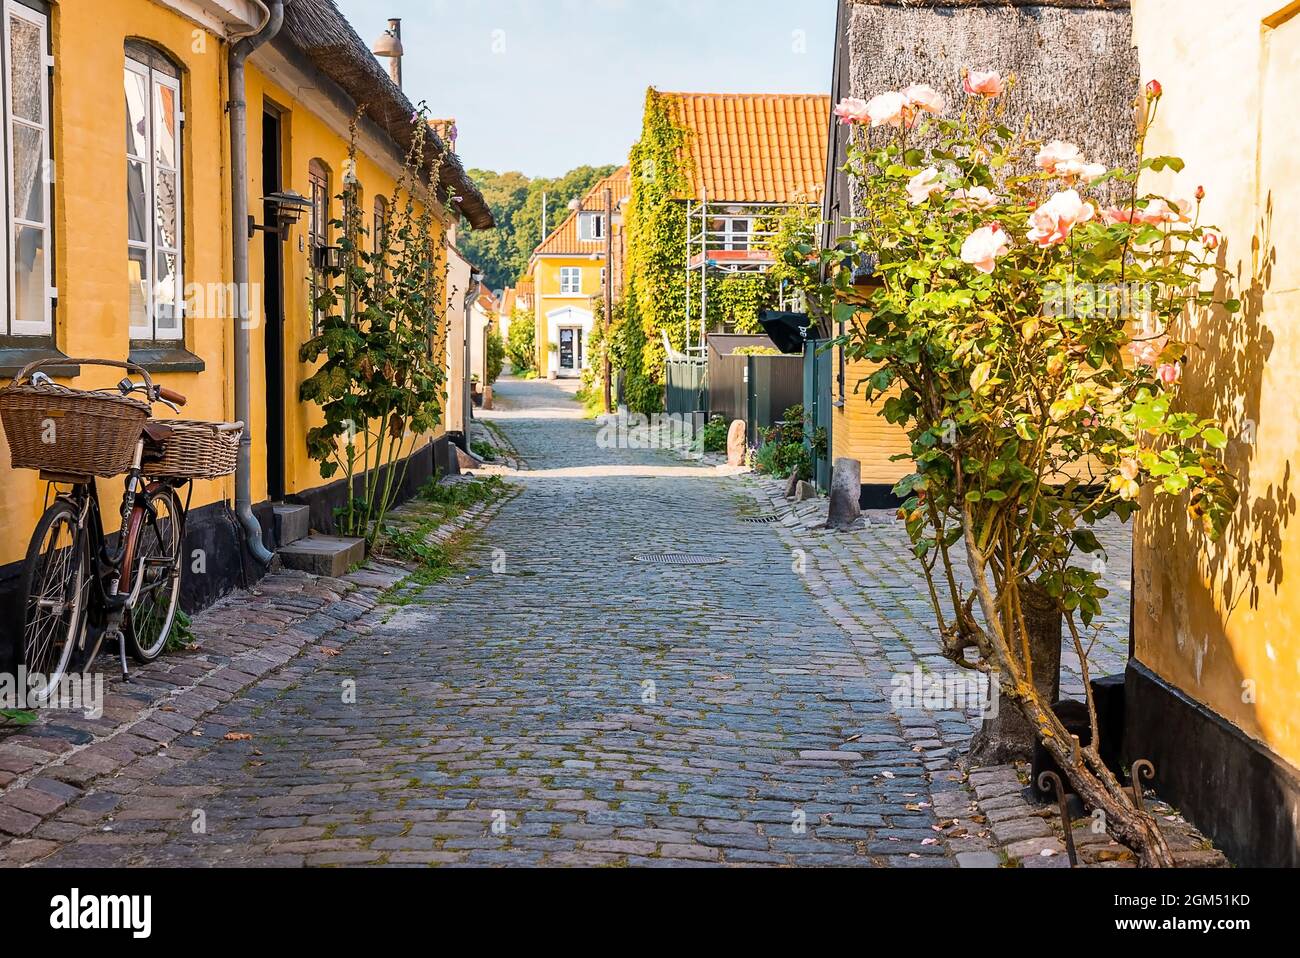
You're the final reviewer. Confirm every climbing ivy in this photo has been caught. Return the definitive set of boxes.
[622,89,692,412]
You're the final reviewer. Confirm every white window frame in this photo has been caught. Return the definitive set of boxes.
[578,212,604,242]
[559,266,582,295]
[125,51,184,342]
[722,217,750,252]
[3,0,53,337]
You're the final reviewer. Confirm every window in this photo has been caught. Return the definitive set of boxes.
[308,159,330,328]
[559,267,582,295]
[2,1,53,337]
[373,194,388,256]
[578,212,604,242]
[125,42,183,341]
[709,216,751,252]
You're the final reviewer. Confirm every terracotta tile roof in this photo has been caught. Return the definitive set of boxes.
[532,166,631,258]
[663,92,830,204]
[515,278,534,297]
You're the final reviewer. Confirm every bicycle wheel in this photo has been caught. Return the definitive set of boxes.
[124,485,184,662]
[18,498,89,701]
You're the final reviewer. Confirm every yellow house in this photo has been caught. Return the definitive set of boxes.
[0,0,491,669]
[1123,0,1300,868]
[528,166,629,379]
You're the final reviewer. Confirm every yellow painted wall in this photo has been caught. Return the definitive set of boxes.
[1130,0,1300,769]
[0,0,450,570]
[832,348,914,486]
[242,64,450,500]
[0,0,232,566]
[531,256,603,372]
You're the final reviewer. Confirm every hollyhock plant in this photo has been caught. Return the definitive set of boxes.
[806,71,1240,869]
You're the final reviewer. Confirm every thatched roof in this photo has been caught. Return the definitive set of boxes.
[850,1,1128,8]
[278,0,493,230]
[831,0,1139,219]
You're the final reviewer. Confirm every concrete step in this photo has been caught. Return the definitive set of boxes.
[272,504,312,547]
[278,535,366,577]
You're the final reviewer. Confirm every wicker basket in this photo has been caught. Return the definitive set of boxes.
[145,420,243,480]
[0,382,150,478]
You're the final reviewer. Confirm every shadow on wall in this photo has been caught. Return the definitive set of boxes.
[1133,191,1300,866]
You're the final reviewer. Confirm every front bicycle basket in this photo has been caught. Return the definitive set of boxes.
[145,420,243,480]
[0,382,149,477]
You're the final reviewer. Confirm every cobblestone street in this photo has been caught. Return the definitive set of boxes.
[1,376,1181,868]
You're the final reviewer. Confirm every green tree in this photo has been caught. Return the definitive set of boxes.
[459,164,619,292]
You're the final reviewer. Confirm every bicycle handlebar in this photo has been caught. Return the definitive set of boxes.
[10,357,155,394]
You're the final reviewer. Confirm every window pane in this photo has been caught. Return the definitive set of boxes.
[154,169,178,250]
[124,68,149,157]
[127,160,148,243]
[11,124,44,222]
[154,252,179,331]
[8,15,42,123]
[128,246,150,332]
[153,81,177,168]
[13,225,46,327]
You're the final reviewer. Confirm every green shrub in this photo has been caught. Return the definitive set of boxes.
[701,415,729,453]
[505,307,535,372]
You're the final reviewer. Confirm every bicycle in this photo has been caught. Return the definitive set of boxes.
[6,359,193,701]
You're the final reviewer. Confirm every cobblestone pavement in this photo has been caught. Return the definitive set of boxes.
[4,376,1014,868]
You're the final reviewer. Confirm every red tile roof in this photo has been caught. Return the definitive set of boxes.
[663,92,831,204]
[532,166,631,258]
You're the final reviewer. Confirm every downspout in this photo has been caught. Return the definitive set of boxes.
[229,0,284,565]
[464,272,483,439]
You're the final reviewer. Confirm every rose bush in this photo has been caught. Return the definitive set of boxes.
[823,71,1238,866]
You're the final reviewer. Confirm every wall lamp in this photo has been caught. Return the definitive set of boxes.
[249,190,314,241]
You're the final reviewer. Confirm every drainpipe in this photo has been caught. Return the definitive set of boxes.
[228,0,284,565]
[464,272,483,438]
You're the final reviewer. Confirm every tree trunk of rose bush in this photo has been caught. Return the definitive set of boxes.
[968,580,1061,765]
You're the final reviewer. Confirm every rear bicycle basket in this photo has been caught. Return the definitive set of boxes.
[145,420,243,480]
[0,382,149,477]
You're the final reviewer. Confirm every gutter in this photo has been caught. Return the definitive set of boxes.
[228,0,284,566]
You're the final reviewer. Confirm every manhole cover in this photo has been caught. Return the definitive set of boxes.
[633,553,725,566]
[743,514,781,524]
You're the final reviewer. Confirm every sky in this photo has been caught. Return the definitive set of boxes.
[333,0,836,179]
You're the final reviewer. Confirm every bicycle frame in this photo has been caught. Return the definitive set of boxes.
[45,437,190,673]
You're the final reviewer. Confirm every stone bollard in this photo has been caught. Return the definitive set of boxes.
[827,457,862,530]
[726,420,747,467]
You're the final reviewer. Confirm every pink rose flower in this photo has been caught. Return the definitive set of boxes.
[963,70,1005,97]
[1055,159,1108,181]
[834,97,872,125]
[952,186,997,209]
[1127,339,1162,366]
[866,91,909,127]
[1158,362,1182,385]
[902,83,946,115]
[907,167,944,206]
[1035,140,1082,175]
[960,225,1012,274]
[1026,189,1096,247]
[1203,231,1220,251]
[1102,206,1138,226]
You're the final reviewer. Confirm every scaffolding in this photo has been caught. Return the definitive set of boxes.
[683,188,812,356]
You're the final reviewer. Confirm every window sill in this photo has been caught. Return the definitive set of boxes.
[128,344,206,374]
[0,344,79,380]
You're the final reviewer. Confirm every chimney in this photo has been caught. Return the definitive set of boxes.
[371,18,404,89]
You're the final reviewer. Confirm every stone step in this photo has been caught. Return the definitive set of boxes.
[272,503,311,546]
[278,535,366,577]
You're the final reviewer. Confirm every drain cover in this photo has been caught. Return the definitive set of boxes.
[633,553,724,566]
[743,514,782,524]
